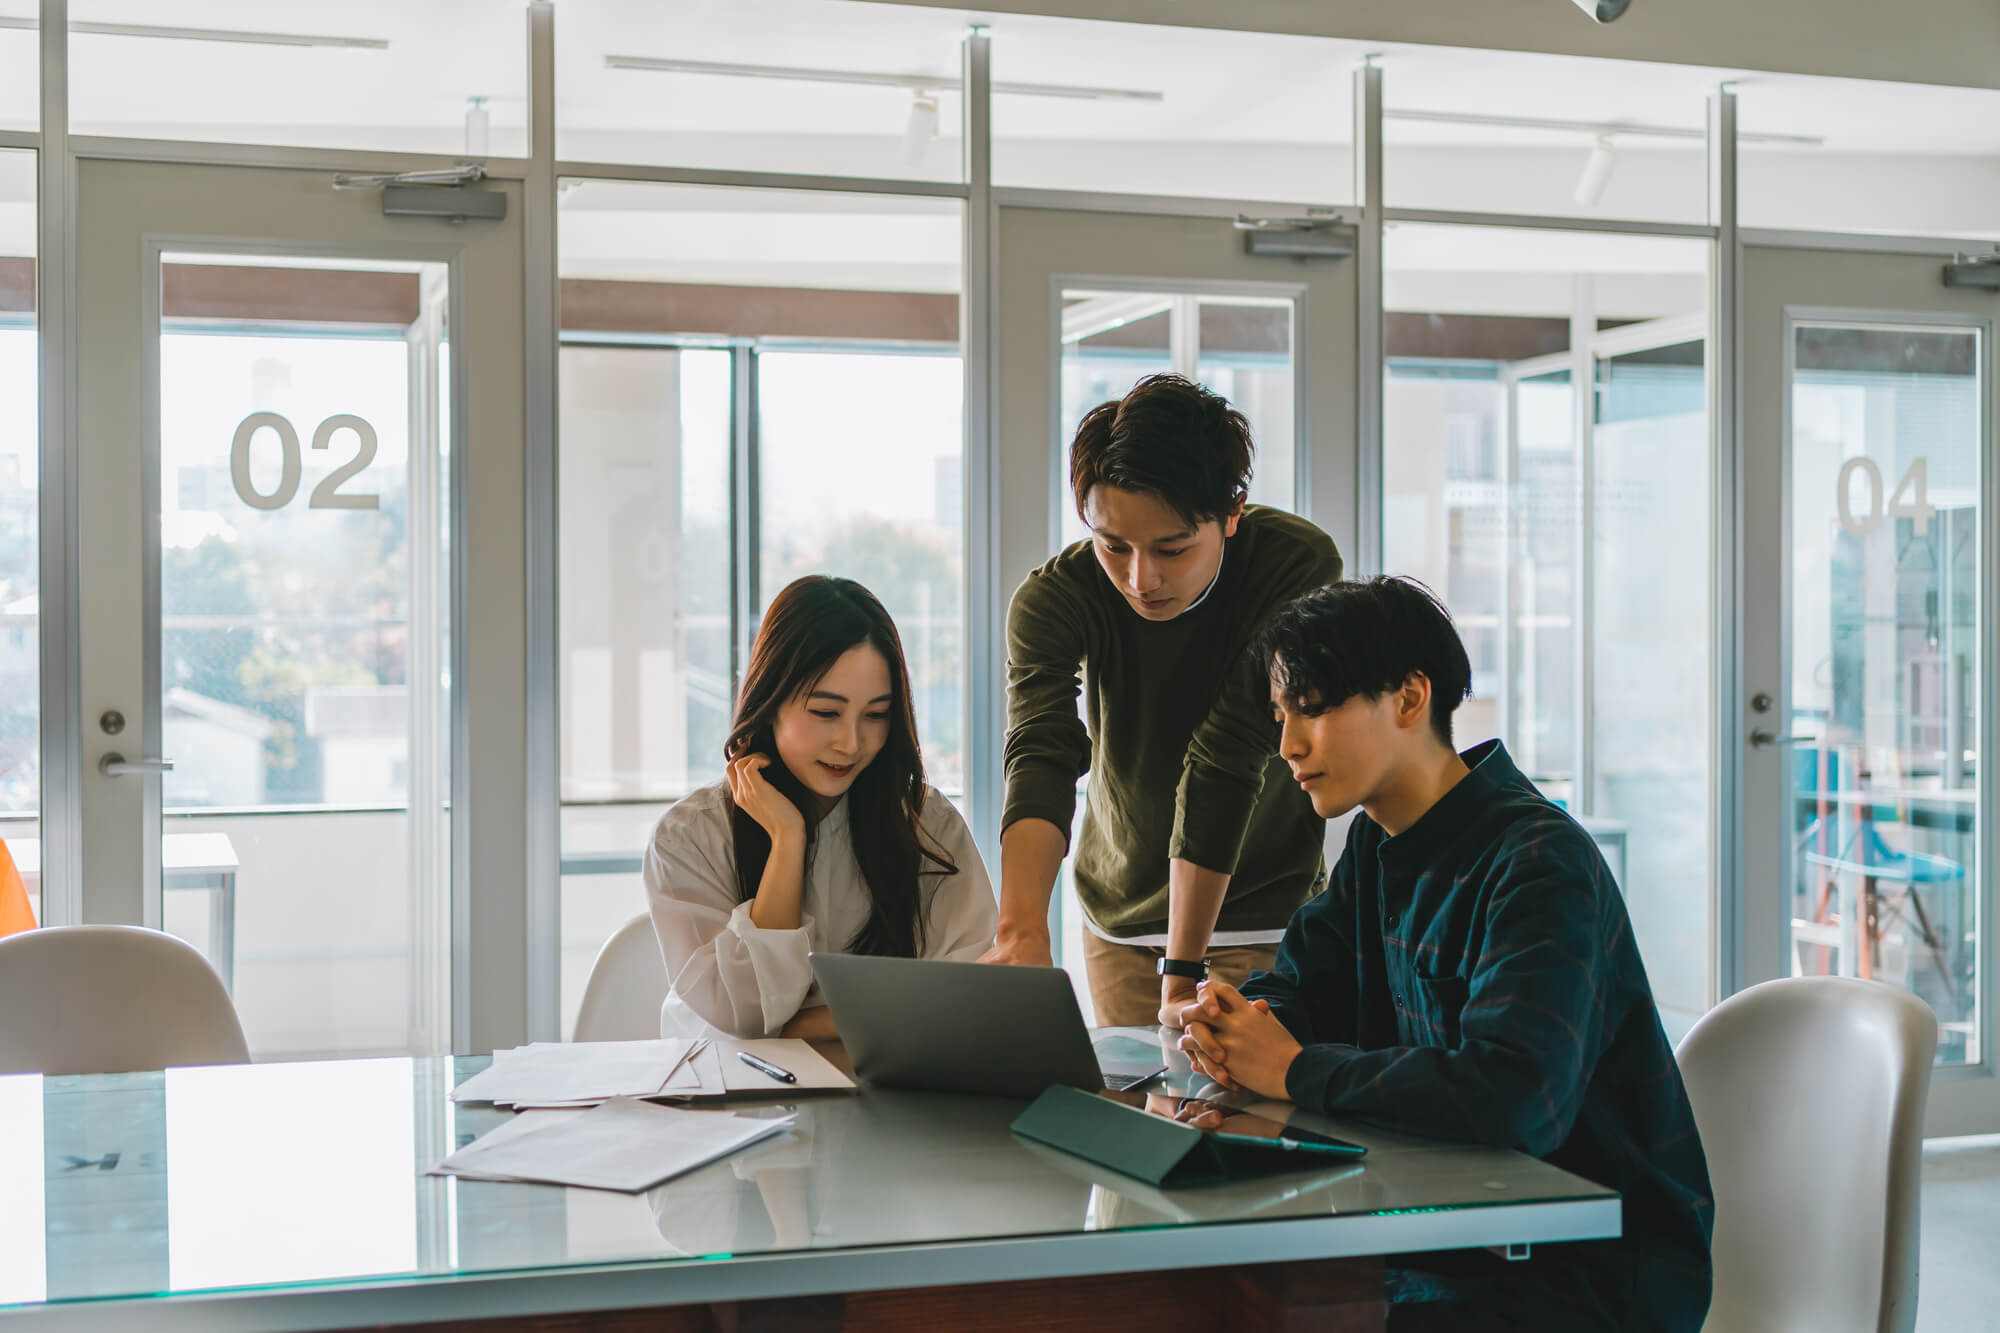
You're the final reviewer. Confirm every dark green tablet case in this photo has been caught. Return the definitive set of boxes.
[1011,1085,1355,1187]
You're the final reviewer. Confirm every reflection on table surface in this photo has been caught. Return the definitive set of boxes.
[0,1029,1616,1313]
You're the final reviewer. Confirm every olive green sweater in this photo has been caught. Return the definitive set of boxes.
[1002,507,1343,939]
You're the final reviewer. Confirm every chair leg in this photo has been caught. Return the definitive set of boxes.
[1900,887,1963,1012]
[1860,876,1879,980]
[1809,875,1842,976]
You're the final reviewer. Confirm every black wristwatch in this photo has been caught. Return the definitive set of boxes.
[1156,956,1210,981]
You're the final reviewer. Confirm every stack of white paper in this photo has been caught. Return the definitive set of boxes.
[450,1039,708,1108]
[450,1037,854,1110]
[434,1098,794,1193]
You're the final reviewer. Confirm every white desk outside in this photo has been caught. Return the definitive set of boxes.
[8,834,240,988]
[0,1032,1620,1332]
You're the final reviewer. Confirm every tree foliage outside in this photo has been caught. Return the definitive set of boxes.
[162,481,411,806]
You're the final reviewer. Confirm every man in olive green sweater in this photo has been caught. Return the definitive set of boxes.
[981,373,1343,1027]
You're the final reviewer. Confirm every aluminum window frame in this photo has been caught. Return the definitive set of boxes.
[21,0,1995,1063]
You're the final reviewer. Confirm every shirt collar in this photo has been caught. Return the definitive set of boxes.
[1376,738,1521,863]
[1181,544,1226,614]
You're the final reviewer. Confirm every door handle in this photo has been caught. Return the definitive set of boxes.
[1749,730,1811,749]
[99,753,175,777]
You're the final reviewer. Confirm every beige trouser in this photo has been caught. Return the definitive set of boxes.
[1081,933,1280,1028]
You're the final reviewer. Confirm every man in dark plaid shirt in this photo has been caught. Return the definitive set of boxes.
[1177,577,1713,1332]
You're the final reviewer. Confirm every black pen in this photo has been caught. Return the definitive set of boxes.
[737,1050,797,1084]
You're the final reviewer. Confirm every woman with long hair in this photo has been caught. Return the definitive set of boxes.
[644,576,996,1039]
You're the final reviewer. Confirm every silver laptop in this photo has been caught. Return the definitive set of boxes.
[809,954,1166,1099]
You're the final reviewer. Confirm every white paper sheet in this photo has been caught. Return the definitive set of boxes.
[441,1108,586,1167]
[433,1099,794,1193]
[646,1039,852,1100]
[449,1039,706,1106]
[719,1039,854,1093]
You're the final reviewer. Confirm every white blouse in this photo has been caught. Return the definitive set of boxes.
[643,781,998,1039]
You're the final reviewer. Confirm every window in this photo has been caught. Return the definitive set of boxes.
[1786,321,1982,1064]
[1380,45,1712,225]
[992,14,1356,204]
[1056,291,1298,550]
[0,2,32,132]
[153,254,455,1060]
[758,348,965,791]
[556,0,975,182]
[1738,77,2000,238]
[556,179,964,1035]
[1384,222,1714,1040]
[0,149,33,926]
[67,0,526,155]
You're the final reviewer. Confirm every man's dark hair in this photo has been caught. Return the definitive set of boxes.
[1253,577,1474,747]
[1069,373,1254,529]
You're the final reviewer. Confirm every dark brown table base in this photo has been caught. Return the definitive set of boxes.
[338,1256,1386,1332]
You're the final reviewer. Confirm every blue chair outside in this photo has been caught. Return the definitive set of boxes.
[1793,746,1962,1003]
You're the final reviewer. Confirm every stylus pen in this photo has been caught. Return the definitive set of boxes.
[737,1050,797,1084]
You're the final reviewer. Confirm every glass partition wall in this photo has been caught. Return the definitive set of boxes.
[151,254,454,1059]
[556,180,964,1037]
[0,150,34,927]
[10,0,1999,1072]
[1786,319,1984,1063]
[1383,224,1714,1040]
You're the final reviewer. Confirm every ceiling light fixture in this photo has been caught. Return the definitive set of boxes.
[1385,107,1820,146]
[604,54,1162,103]
[0,17,386,48]
[1572,135,1616,206]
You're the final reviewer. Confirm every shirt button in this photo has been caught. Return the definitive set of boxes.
[1385,912,1399,928]
[1392,992,1404,1009]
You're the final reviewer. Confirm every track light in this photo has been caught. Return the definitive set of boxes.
[1383,107,1819,147]
[1572,135,1616,207]
[1571,0,1633,21]
[0,17,386,48]
[605,55,1161,104]
[902,91,941,168]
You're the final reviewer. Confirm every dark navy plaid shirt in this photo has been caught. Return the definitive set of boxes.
[1242,740,1713,1333]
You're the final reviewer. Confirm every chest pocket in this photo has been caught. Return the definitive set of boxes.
[1410,973,1470,1048]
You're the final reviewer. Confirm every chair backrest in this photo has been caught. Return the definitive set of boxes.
[572,913,670,1043]
[1677,976,1937,1333]
[0,925,250,1076]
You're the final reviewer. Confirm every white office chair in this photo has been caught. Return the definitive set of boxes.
[0,924,250,1076]
[1677,976,1937,1333]
[573,912,671,1042]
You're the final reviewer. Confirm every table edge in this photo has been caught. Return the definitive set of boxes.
[0,1196,1620,1332]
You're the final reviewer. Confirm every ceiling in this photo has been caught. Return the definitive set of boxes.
[0,3,1994,286]
[0,0,1992,157]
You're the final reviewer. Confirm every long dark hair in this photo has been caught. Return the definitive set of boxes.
[725,576,956,957]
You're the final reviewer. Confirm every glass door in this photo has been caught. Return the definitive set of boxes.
[1055,289,1302,548]
[73,161,524,1061]
[1742,243,1996,1135]
[993,205,1358,1012]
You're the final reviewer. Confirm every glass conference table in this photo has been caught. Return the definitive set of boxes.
[0,1031,1619,1332]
